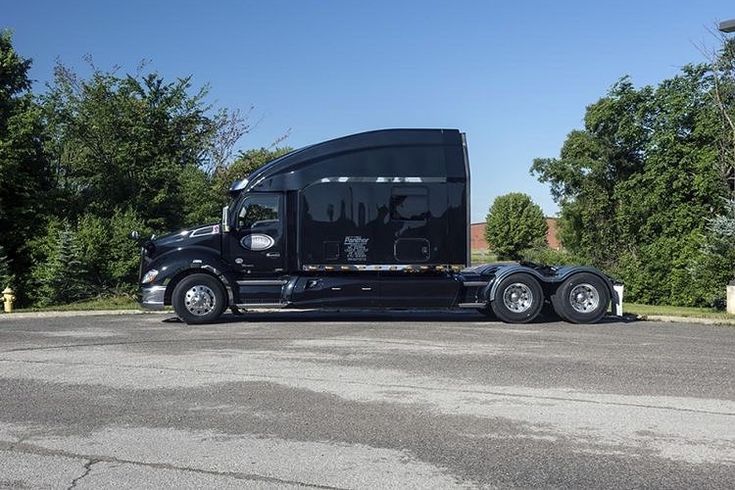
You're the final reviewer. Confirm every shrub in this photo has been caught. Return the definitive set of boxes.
[29,209,151,305]
[31,222,89,306]
[75,209,151,295]
[485,193,548,260]
[0,246,13,290]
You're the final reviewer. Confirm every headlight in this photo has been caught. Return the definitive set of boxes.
[141,269,159,284]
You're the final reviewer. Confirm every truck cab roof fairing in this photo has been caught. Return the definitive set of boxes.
[230,129,465,195]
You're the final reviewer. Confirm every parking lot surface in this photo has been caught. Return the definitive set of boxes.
[0,311,734,488]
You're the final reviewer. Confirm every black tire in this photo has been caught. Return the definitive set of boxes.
[172,273,227,324]
[550,294,569,322]
[554,272,610,324]
[490,273,544,324]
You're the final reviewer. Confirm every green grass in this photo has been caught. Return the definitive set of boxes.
[625,303,735,320]
[15,295,140,313]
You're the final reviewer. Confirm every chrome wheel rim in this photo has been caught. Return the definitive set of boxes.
[184,285,216,316]
[569,283,599,313]
[502,283,534,313]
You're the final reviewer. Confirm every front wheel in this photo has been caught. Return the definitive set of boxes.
[172,273,227,324]
[553,273,610,324]
[491,273,544,323]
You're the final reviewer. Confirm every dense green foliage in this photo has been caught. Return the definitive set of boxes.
[485,193,547,260]
[30,222,88,306]
[0,246,12,290]
[0,32,288,306]
[532,49,735,306]
[0,32,53,297]
[521,246,587,267]
[43,62,222,229]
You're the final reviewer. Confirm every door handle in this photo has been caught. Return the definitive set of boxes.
[266,252,281,258]
[361,287,372,291]
[331,287,342,291]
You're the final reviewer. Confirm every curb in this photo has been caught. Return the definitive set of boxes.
[637,314,735,326]
[0,309,171,320]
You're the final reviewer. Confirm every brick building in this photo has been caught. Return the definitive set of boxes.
[470,218,560,251]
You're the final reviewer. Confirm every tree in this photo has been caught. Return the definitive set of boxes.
[176,146,293,226]
[0,31,53,296]
[485,193,547,260]
[0,246,12,289]
[74,209,151,294]
[704,33,735,188]
[212,147,292,197]
[532,65,730,306]
[531,78,652,267]
[41,61,250,230]
[32,222,88,306]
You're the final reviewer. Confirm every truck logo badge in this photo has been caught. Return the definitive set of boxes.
[241,234,275,251]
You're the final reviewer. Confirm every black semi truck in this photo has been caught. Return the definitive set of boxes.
[137,129,622,324]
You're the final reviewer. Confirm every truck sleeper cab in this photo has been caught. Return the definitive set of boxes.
[137,129,621,324]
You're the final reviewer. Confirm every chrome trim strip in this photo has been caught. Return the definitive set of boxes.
[236,303,286,308]
[316,176,447,184]
[458,302,486,308]
[302,264,464,272]
[462,281,489,287]
[236,280,288,286]
[190,226,216,238]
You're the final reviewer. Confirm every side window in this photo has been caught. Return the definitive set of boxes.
[390,187,428,221]
[238,195,280,230]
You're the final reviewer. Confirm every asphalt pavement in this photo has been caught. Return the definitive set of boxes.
[0,310,733,488]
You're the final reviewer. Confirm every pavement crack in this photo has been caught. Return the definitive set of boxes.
[68,458,98,489]
[1,441,345,490]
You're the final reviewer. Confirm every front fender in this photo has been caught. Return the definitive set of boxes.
[145,250,236,306]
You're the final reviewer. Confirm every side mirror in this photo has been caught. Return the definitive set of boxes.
[129,230,140,241]
[221,206,230,233]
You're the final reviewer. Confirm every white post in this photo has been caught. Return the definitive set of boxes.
[613,284,624,317]
[727,284,735,315]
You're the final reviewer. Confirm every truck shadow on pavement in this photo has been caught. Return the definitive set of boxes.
[161,309,635,326]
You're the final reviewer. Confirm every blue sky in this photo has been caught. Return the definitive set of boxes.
[4,1,733,221]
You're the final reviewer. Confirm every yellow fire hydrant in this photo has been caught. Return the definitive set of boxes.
[2,288,15,313]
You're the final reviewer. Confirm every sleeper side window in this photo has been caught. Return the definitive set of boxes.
[390,187,429,221]
[238,195,280,230]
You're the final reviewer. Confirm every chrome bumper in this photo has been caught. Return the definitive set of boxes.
[140,285,167,310]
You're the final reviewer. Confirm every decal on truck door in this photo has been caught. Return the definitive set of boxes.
[344,236,369,262]
[241,234,275,251]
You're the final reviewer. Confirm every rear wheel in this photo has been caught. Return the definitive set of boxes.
[550,294,569,322]
[553,273,610,324]
[172,273,227,324]
[491,274,544,323]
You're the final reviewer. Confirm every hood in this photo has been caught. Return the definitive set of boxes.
[145,223,221,258]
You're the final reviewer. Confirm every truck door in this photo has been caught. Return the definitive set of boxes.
[227,193,285,277]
